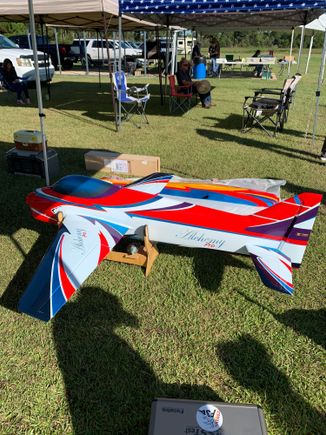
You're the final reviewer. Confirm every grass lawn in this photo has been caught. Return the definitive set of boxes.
[0,48,325,434]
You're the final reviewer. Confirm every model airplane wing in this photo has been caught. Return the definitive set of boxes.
[19,214,129,321]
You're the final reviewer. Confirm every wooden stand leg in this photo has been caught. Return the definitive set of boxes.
[105,225,159,276]
[143,226,159,277]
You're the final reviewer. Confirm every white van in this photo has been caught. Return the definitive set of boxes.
[71,38,140,65]
[0,34,55,83]
[177,38,194,55]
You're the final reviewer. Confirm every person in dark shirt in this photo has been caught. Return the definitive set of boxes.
[208,38,220,77]
[191,41,202,61]
[252,49,263,77]
[176,58,213,108]
[1,58,30,104]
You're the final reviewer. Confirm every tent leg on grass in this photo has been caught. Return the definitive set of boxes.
[312,30,326,144]
[28,0,50,186]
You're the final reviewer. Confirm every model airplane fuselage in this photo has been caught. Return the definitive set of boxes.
[20,173,322,321]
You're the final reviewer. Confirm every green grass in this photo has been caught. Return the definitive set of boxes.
[0,49,325,434]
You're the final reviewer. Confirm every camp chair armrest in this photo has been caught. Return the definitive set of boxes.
[255,88,283,95]
[129,84,150,97]
[243,96,253,107]
[176,84,192,92]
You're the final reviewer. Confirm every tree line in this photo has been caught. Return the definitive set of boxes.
[1,22,325,49]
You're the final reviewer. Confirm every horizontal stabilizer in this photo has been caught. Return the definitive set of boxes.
[126,173,173,195]
[246,245,294,295]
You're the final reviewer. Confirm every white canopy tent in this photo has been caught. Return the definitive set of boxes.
[307,15,326,143]
[0,0,158,30]
[304,14,326,74]
[0,0,160,184]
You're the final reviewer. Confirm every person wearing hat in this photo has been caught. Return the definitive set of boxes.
[176,58,213,108]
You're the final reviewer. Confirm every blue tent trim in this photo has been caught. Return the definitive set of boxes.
[120,0,326,15]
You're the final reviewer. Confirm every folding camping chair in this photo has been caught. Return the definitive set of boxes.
[113,71,150,127]
[168,75,193,113]
[241,74,301,137]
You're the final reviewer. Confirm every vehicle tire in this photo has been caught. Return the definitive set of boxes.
[63,59,73,70]
[81,55,94,68]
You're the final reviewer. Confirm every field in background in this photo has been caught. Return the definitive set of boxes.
[0,49,325,434]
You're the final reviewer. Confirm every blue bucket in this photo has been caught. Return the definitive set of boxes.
[193,57,206,79]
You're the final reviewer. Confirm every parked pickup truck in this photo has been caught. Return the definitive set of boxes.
[0,34,55,84]
[9,34,74,70]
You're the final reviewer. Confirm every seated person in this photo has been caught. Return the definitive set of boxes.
[1,58,30,104]
[176,58,213,109]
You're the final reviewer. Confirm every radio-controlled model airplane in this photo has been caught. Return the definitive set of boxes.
[19,173,322,321]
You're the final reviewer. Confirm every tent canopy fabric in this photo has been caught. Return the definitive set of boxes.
[0,0,158,30]
[305,13,326,31]
[119,0,326,31]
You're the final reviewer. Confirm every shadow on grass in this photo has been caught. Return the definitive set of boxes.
[0,140,123,313]
[158,244,250,292]
[196,128,322,164]
[236,290,326,349]
[204,114,324,141]
[53,286,220,434]
[217,334,325,434]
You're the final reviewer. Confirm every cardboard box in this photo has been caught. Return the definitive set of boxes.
[14,130,45,152]
[85,151,160,177]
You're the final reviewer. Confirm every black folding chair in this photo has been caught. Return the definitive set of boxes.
[241,74,301,137]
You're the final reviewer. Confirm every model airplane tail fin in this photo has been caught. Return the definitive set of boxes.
[125,173,173,195]
[247,192,322,265]
[246,245,294,295]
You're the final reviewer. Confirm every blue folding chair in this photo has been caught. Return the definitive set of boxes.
[113,71,150,128]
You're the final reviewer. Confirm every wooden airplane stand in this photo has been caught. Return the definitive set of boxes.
[104,226,159,276]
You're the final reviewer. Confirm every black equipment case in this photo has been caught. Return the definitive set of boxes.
[6,147,59,180]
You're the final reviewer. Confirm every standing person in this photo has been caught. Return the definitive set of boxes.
[191,40,202,61]
[252,49,263,77]
[208,38,220,77]
[176,58,213,109]
[1,58,30,105]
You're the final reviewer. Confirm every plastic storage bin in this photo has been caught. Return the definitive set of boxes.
[193,56,206,79]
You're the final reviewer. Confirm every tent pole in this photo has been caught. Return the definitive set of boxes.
[83,31,89,75]
[28,0,50,186]
[305,33,314,74]
[297,25,305,73]
[144,31,147,76]
[156,29,164,106]
[113,31,117,72]
[174,31,178,73]
[184,30,187,59]
[97,31,101,88]
[103,13,118,132]
[288,27,294,77]
[54,28,62,74]
[322,50,326,84]
[165,16,170,95]
[118,14,122,128]
[171,30,177,75]
[312,30,326,144]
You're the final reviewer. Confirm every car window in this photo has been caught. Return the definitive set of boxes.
[0,35,19,49]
